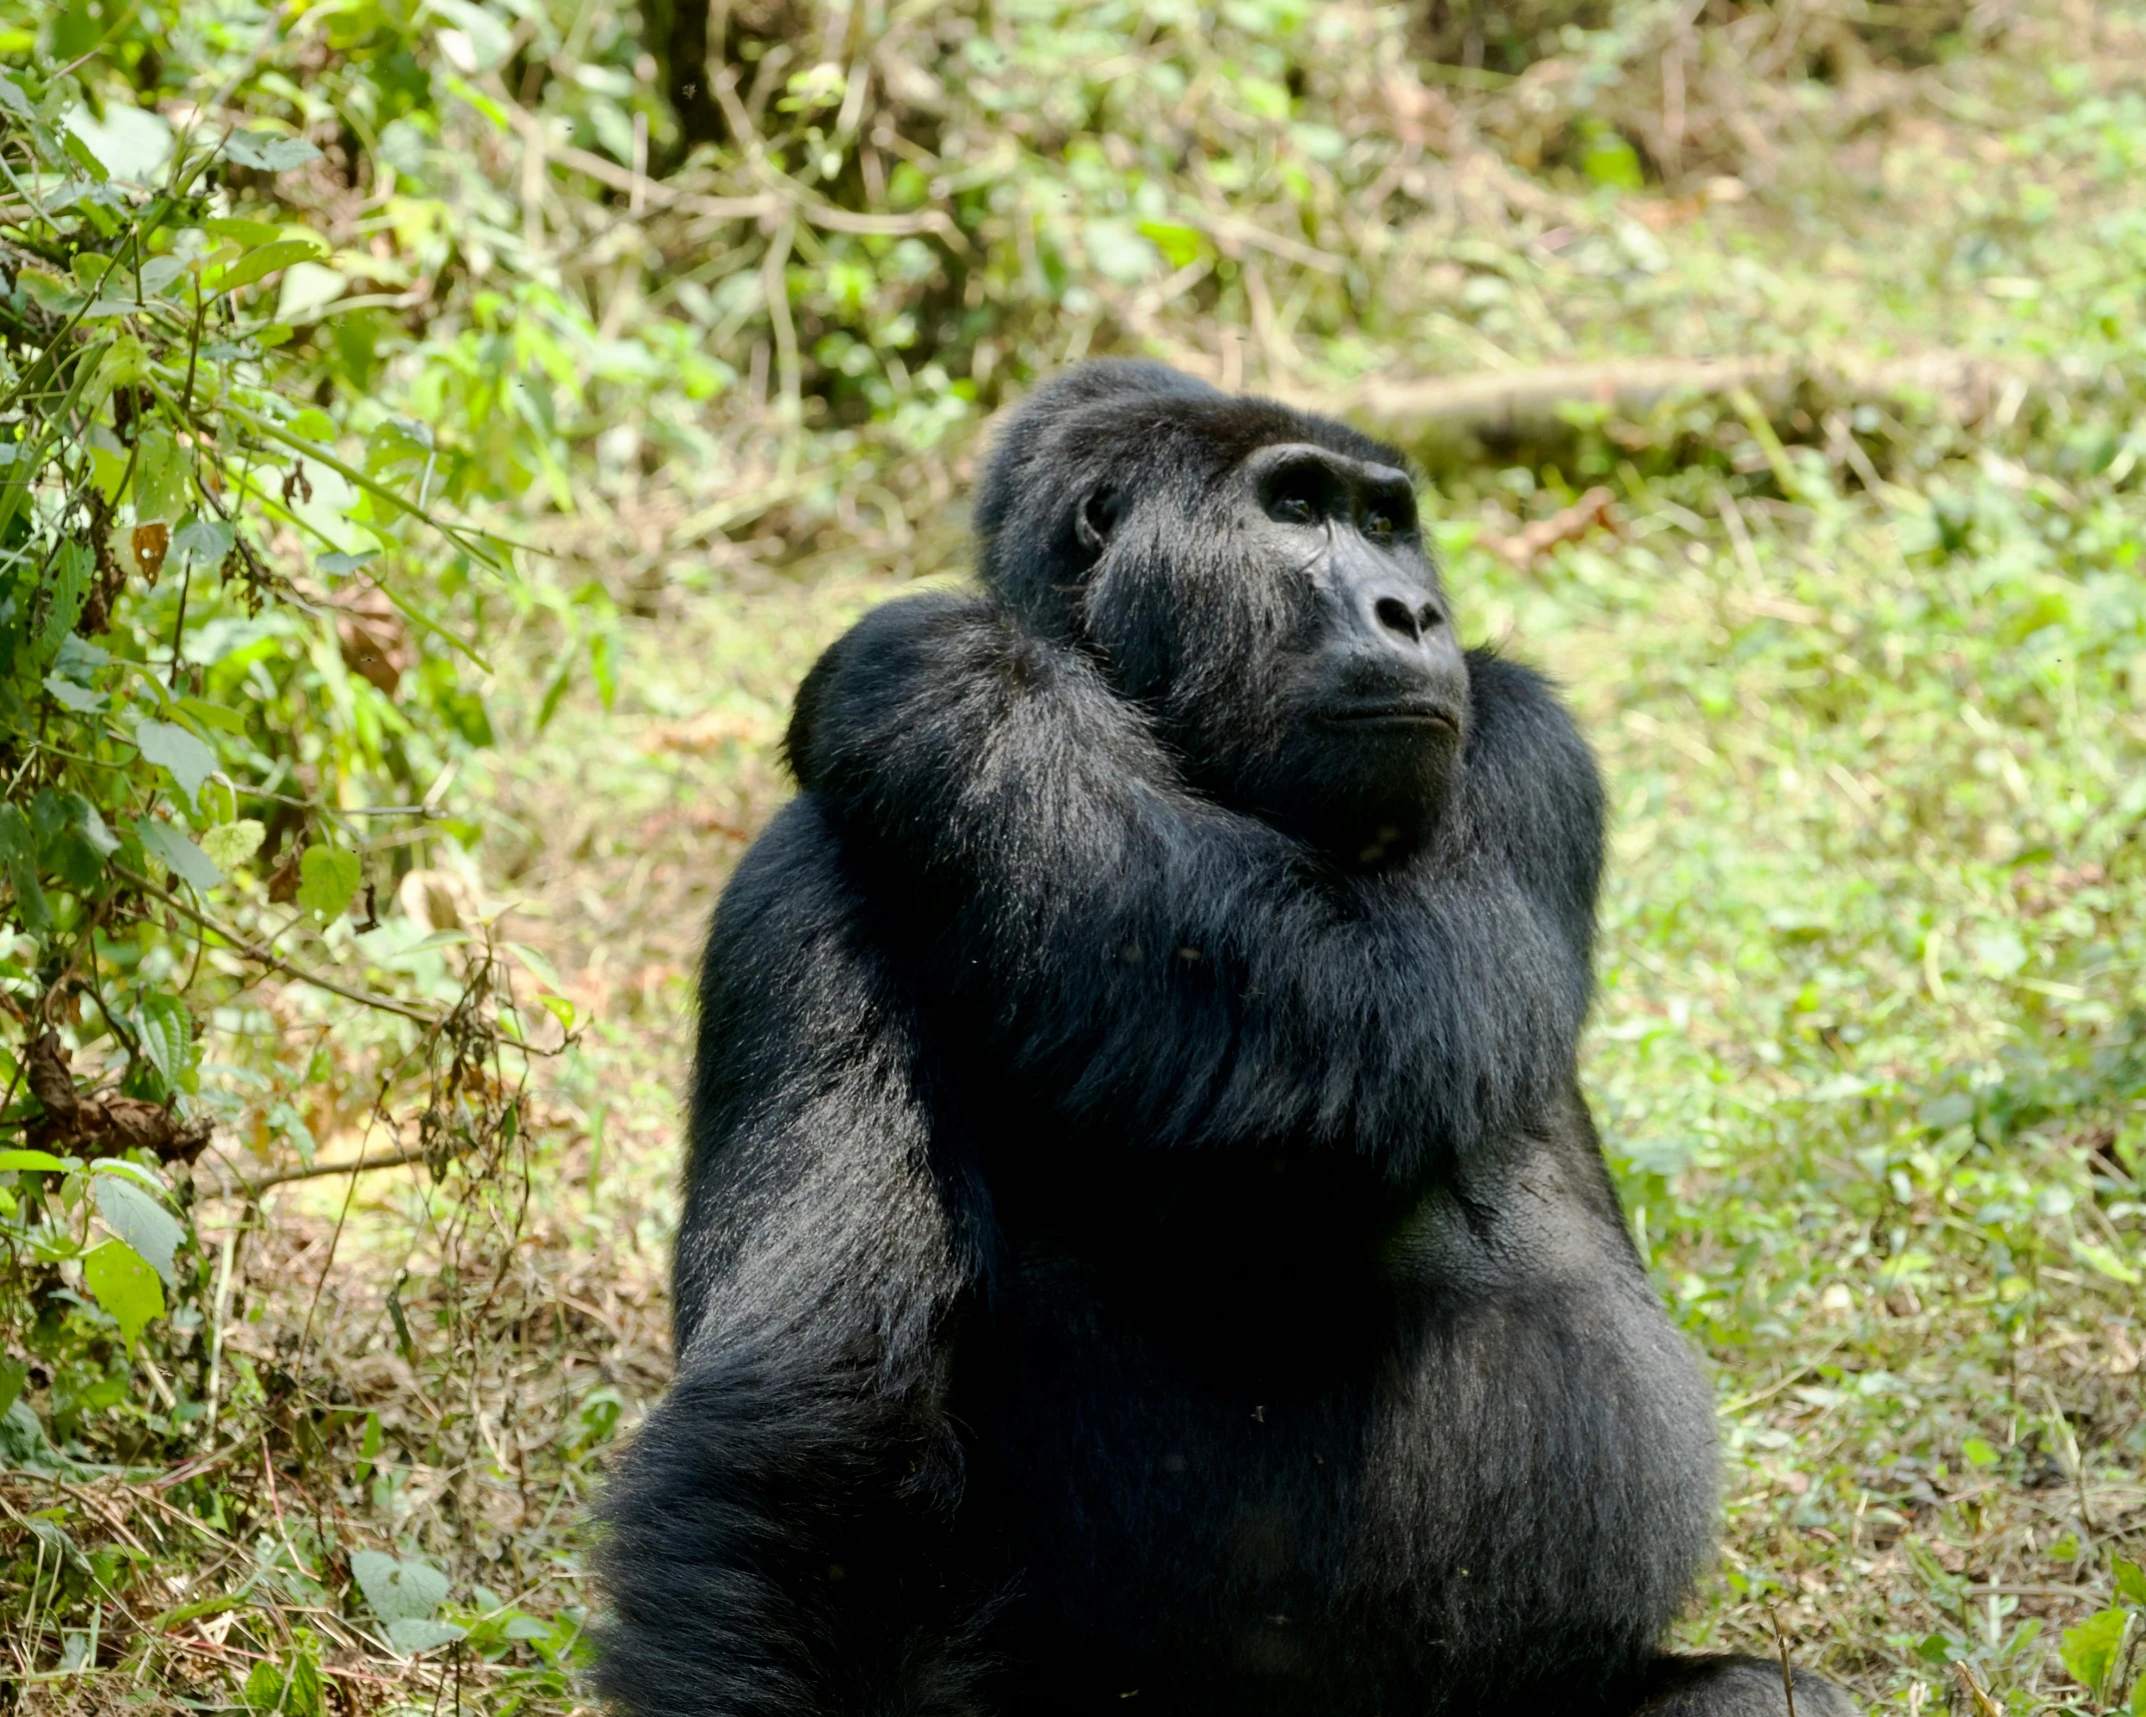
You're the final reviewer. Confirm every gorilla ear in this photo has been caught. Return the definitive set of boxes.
[1075,489,1121,555]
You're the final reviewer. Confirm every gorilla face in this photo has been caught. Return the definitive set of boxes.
[1082,430,1469,868]
[970,361,1471,869]
[1221,440,1470,865]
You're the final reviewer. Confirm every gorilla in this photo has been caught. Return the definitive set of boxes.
[597,362,1855,1717]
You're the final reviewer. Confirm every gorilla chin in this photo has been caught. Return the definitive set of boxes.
[597,360,1861,1717]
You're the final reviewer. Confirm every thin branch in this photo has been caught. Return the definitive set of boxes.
[115,866,446,1027]
[205,1140,434,1199]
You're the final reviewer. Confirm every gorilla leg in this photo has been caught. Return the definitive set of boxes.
[598,1333,998,1717]
[1634,1655,1859,1717]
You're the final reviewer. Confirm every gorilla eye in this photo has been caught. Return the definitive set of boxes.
[1275,495,1317,526]
[1365,512,1394,542]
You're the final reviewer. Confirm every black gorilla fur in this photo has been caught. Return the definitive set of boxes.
[598,362,1856,1717]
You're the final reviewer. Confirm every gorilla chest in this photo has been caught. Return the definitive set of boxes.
[958,1156,1717,1685]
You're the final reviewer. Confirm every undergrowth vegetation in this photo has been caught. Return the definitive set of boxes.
[0,0,2141,1711]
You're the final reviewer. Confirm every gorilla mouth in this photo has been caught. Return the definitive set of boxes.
[1315,704,1459,734]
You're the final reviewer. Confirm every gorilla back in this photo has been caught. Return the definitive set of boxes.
[598,363,1855,1717]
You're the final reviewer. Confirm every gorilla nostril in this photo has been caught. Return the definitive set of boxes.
[1418,603,1443,633]
[1374,597,1420,642]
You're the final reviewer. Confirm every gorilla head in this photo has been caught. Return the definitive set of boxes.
[973,361,1469,867]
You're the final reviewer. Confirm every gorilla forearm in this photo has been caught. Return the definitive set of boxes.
[599,805,987,1717]
[789,593,1602,1169]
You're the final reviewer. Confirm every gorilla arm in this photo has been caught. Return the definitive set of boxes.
[596,802,989,1717]
[788,594,1604,1174]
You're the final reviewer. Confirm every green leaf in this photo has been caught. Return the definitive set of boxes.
[223,131,323,173]
[1580,124,1645,191]
[81,1238,164,1353]
[0,1149,75,1174]
[218,239,326,296]
[44,673,102,713]
[1961,1436,1999,1468]
[2115,1557,2146,1606]
[133,818,224,892]
[2062,1606,2130,1700]
[205,216,285,244]
[0,804,52,936]
[135,720,219,807]
[171,517,235,571]
[242,1645,324,1717]
[385,1617,468,1654]
[93,1174,183,1284]
[35,539,92,659]
[200,819,266,872]
[131,429,189,526]
[297,845,361,921]
[178,697,248,734]
[133,993,197,1099]
[351,1550,450,1623]
[61,128,109,183]
[1137,220,1208,270]
[2073,1237,2142,1286]
[35,788,113,889]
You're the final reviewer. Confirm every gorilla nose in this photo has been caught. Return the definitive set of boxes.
[1369,592,1445,649]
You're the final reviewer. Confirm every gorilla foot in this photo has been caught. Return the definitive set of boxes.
[1633,1654,1859,1717]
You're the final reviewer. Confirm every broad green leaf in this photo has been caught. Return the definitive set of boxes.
[2115,1558,2146,1606]
[205,217,285,244]
[0,71,32,121]
[43,673,103,713]
[2062,1607,2130,1700]
[34,540,92,658]
[0,804,52,936]
[135,720,219,807]
[1137,220,1208,270]
[277,260,346,323]
[2073,1237,2141,1286]
[385,1617,468,1654]
[35,788,114,889]
[200,819,266,872]
[82,1239,164,1352]
[218,239,326,295]
[133,818,224,892]
[131,429,188,525]
[223,131,322,173]
[133,993,197,1098]
[89,1157,170,1195]
[93,1174,183,1284]
[61,128,109,183]
[297,845,361,920]
[171,517,235,571]
[0,1149,75,1173]
[242,1647,324,1717]
[178,697,248,733]
[351,1550,450,1623]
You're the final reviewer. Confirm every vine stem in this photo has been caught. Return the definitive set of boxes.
[113,865,446,1028]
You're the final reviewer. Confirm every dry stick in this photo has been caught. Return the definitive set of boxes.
[1768,1605,1797,1717]
[1953,1661,2004,1717]
[1292,350,2030,462]
[115,866,446,1028]
[202,1140,434,1199]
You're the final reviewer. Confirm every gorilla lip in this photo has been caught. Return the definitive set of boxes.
[1314,704,1459,733]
